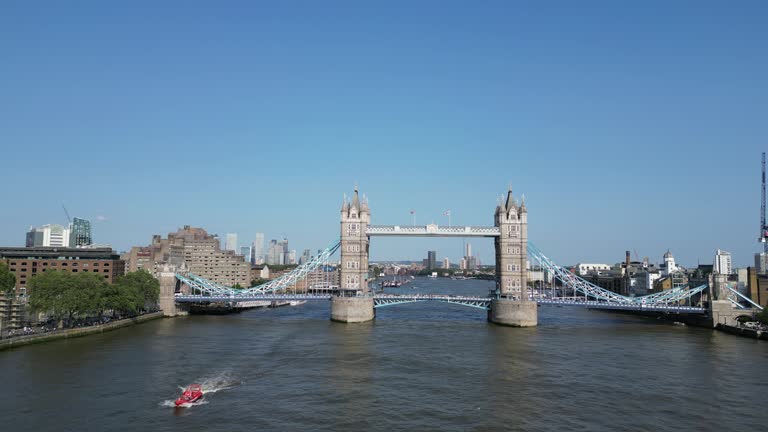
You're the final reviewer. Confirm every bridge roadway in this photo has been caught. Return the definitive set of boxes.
[174,294,707,314]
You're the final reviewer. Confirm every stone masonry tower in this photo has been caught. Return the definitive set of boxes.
[489,185,536,327]
[494,186,528,298]
[339,186,370,295]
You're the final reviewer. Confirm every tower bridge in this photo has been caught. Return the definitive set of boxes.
[335,185,532,325]
[167,185,762,327]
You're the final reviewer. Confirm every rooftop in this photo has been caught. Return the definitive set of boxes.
[0,247,120,260]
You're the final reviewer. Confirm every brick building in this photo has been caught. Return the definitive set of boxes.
[0,247,125,295]
[0,247,125,329]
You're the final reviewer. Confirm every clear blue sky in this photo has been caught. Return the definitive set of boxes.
[1,1,766,267]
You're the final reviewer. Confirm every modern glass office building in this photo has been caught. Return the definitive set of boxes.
[69,217,92,247]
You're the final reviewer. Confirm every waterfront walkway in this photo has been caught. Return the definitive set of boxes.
[0,311,164,351]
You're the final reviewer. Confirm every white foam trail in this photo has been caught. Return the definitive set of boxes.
[196,371,241,394]
[159,399,209,408]
[163,371,241,408]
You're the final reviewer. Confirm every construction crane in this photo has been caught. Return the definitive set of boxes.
[761,152,768,252]
[62,204,72,224]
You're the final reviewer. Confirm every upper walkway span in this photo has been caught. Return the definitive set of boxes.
[366,225,500,237]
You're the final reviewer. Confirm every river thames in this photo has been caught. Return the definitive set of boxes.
[1,278,766,431]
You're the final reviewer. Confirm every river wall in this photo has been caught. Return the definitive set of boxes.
[715,323,768,340]
[0,311,164,352]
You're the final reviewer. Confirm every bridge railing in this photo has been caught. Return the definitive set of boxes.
[366,225,501,236]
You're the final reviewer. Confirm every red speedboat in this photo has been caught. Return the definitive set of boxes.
[175,384,204,406]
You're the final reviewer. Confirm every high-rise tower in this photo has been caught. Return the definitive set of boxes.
[252,233,265,264]
[69,217,92,247]
[339,186,370,294]
[225,233,238,251]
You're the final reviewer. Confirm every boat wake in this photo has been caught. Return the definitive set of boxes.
[160,399,208,408]
[160,372,242,408]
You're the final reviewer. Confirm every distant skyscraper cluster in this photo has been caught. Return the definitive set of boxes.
[213,231,304,266]
[300,249,311,265]
[26,217,93,248]
[239,246,251,264]
[460,242,476,270]
[266,238,296,265]
[252,233,265,265]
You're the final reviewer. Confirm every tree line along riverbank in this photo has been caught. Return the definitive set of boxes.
[0,311,164,351]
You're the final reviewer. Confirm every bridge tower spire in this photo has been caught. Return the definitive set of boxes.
[340,185,370,295]
[490,185,536,327]
[495,185,527,298]
[333,185,375,323]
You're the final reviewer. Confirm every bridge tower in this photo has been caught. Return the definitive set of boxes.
[489,186,537,326]
[332,186,375,322]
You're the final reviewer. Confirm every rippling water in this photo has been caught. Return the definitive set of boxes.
[2,278,766,431]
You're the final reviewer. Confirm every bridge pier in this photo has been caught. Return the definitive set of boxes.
[159,267,188,316]
[488,299,537,327]
[330,296,375,323]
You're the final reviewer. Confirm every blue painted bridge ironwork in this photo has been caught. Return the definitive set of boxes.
[175,238,716,314]
[174,293,708,314]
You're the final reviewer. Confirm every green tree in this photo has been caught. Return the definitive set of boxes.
[75,272,109,317]
[232,283,243,289]
[756,307,768,325]
[28,270,78,322]
[29,271,112,323]
[101,280,142,317]
[116,269,160,309]
[103,278,145,315]
[113,270,158,313]
[0,262,16,297]
[268,264,298,272]
[250,278,268,287]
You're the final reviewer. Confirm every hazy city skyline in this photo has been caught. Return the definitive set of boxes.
[1,2,765,266]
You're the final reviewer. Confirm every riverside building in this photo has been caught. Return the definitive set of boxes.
[125,226,250,288]
[0,247,126,330]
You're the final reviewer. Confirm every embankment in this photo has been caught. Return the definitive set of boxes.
[0,311,164,352]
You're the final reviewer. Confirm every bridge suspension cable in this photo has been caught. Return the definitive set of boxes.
[176,240,341,297]
[528,242,708,306]
[723,284,764,311]
[176,238,711,310]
